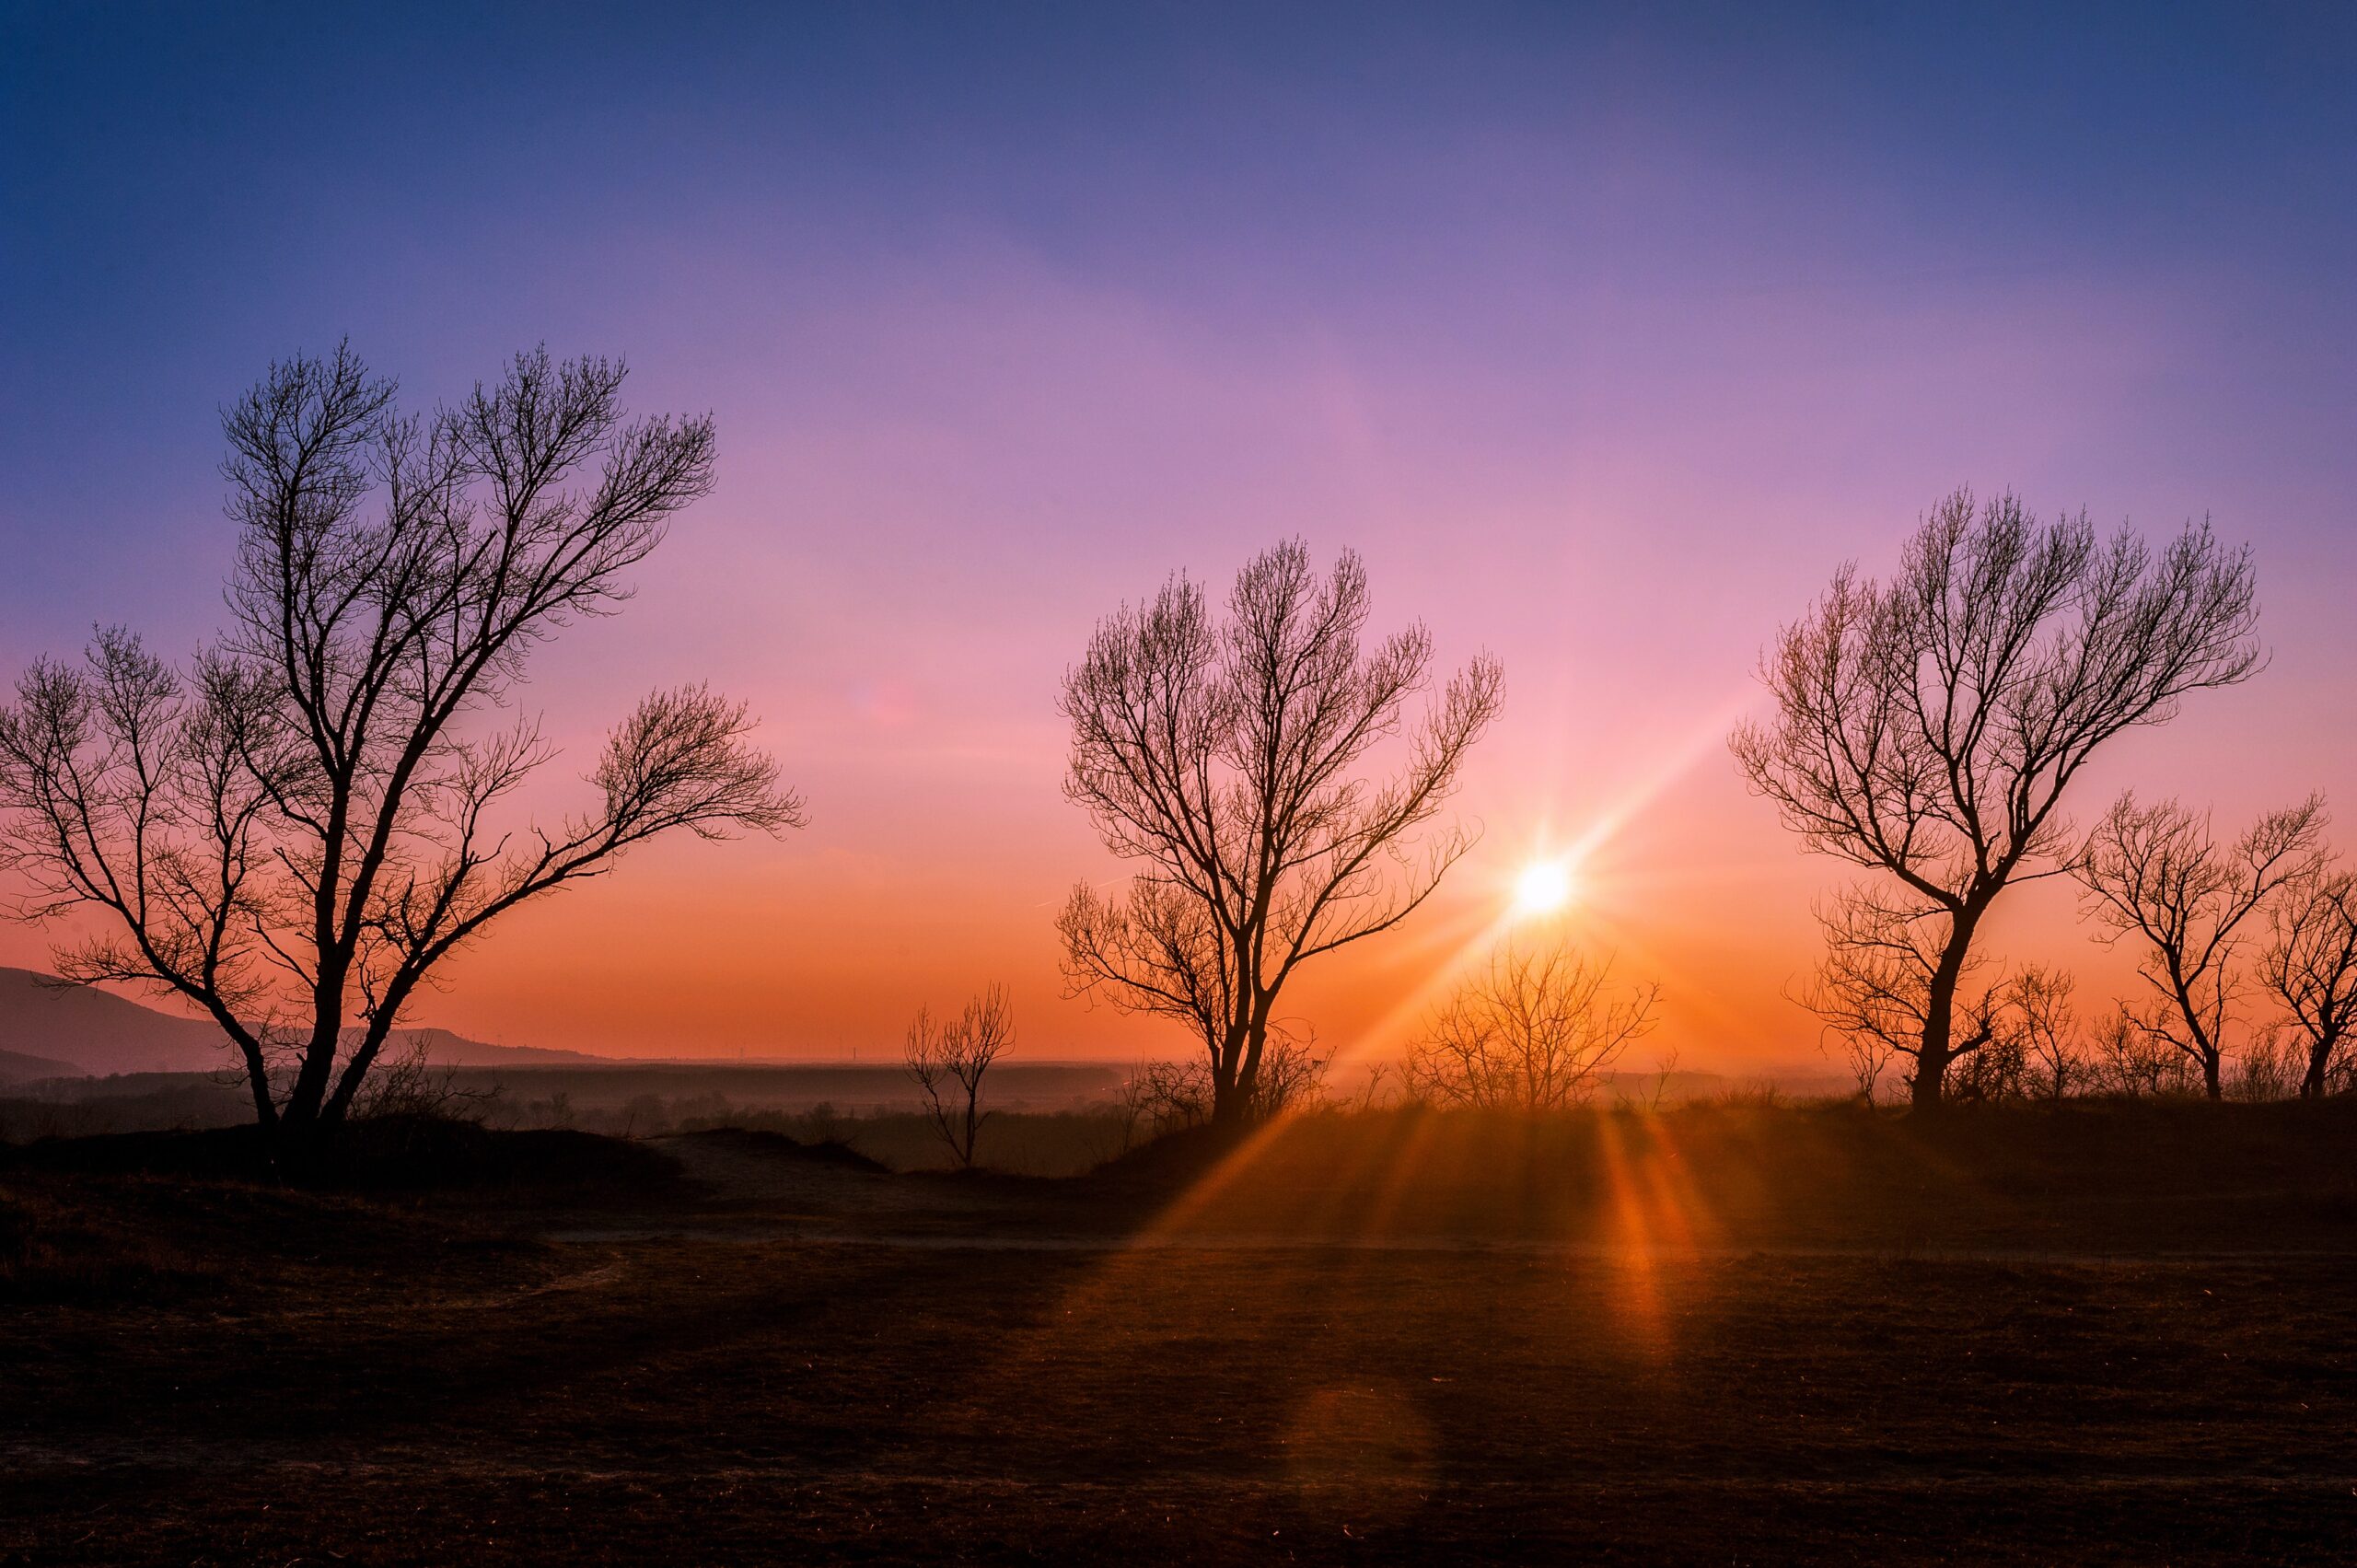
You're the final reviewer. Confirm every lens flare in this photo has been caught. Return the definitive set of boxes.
[1513,860,1573,916]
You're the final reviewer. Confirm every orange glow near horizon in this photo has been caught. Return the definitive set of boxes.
[3,21,2352,1083]
[0,616,2337,1085]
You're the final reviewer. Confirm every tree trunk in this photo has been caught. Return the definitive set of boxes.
[284,939,358,1126]
[226,1030,278,1133]
[2302,1036,2337,1098]
[1911,935,1969,1111]
[1210,1018,1249,1125]
[2179,992,2224,1101]
[277,993,365,1162]
[1910,1040,1951,1109]
[1210,1074,1246,1124]
[323,1005,412,1127]
[1212,1014,1271,1127]
[282,1016,346,1128]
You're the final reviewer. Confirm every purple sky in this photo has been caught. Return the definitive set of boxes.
[2,5,2351,1066]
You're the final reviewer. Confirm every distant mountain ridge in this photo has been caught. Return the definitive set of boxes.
[0,969,617,1077]
[0,1047,81,1083]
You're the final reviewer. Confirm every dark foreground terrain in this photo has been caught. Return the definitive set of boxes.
[4,1102,2356,1564]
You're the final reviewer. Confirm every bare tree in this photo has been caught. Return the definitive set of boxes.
[1404,940,1659,1110]
[2088,1005,2200,1097]
[2227,1027,2305,1102]
[2259,865,2357,1098]
[2076,793,2326,1098]
[1617,1045,1682,1112]
[1343,1060,1397,1114]
[1733,489,2261,1108]
[1248,1027,1334,1117]
[1058,540,1503,1124]
[1108,1070,1155,1154]
[0,345,802,1147]
[354,1035,495,1122]
[2003,963,2085,1102]
[1116,1028,1331,1137]
[1799,884,2003,1104]
[1950,1011,2030,1101]
[1840,1031,1895,1105]
[905,984,1014,1168]
[1127,1059,1217,1135]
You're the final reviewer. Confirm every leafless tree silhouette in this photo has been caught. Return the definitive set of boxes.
[1404,940,1659,1110]
[1117,1028,1339,1136]
[905,984,1014,1168]
[1127,1059,1215,1134]
[1623,1045,1682,1113]
[1058,540,1503,1123]
[1946,1024,2028,1102]
[0,345,802,1146]
[1733,489,2261,1108]
[1248,1028,1334,1117]
[2088,1006,2201,1097]
[1117,1030,1331,1136]
[2002,964,2085,1101]
[2259,864,2357,1098]
[354,1034,494,1122]
[2227,1028,2305,1101]
[1799,884,2004,1102]
[2077,794,2327,1098]
[1946,965,2101,1103]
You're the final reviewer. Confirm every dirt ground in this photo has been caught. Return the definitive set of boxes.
[4,1104,2355,1564]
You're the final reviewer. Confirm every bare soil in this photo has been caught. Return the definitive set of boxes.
[4,1102,2355,1564]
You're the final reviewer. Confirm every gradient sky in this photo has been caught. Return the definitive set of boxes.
[3,3,2352,1070]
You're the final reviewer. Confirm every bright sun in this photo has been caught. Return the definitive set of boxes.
[1512,859,1574,916]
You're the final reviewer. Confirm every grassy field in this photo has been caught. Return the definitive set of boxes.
[4,1103,2356,1564]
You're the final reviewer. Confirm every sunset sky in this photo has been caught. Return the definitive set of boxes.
[3,4,2352,1072]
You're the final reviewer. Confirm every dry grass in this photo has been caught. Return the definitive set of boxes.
[0,1184,218,1306]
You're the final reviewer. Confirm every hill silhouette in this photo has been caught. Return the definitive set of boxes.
[0,1047,78,1082]
[0,969,615,1076]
